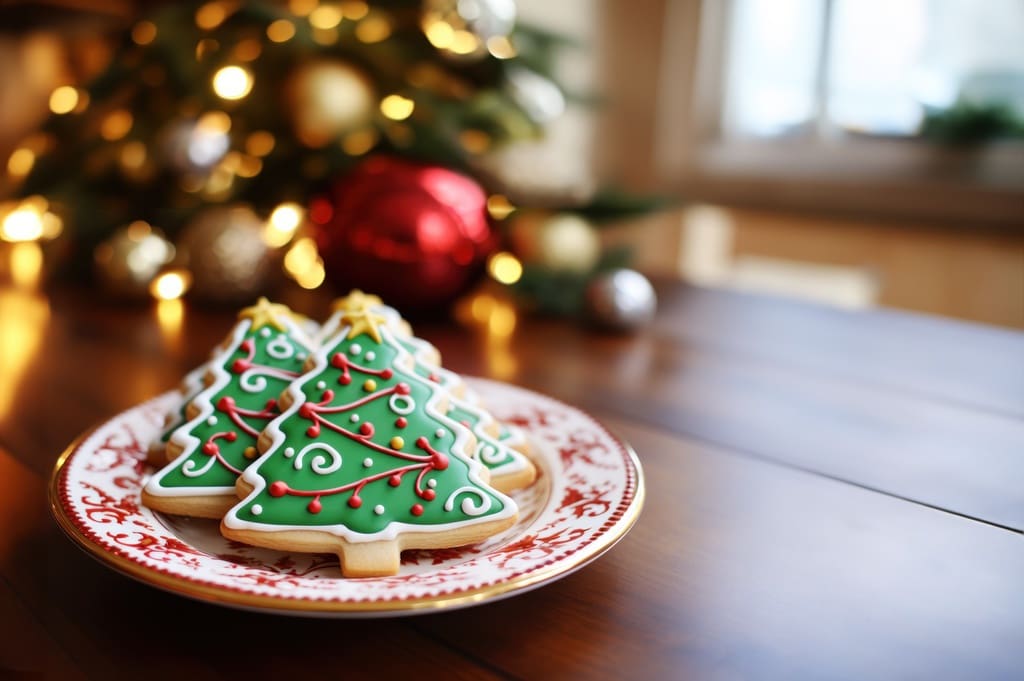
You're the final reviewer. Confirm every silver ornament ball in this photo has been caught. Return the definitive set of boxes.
[177,204,276,304]
[585,269,657,330]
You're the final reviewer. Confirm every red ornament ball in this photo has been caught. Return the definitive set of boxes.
[312,156,497,310]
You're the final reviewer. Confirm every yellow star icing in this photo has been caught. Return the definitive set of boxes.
[238,297,291,331]
[341,307,387,343]
[331,290,383,314]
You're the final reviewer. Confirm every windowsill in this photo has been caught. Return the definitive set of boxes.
[668,137,1024,228]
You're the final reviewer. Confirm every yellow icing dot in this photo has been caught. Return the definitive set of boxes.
[390,436,404,450]
[363,379,377,392]
[243,446,257,459]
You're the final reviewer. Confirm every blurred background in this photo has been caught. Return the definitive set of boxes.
[0,0,1021,329]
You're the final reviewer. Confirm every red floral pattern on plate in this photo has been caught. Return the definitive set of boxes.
[54,378,643,615]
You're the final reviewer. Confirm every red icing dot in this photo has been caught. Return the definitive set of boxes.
[410,504,424,516]
[359,422,374,437]
[225,432,238,442]
[202,442,217,456]
[422,489,436,501]
[381,369,394,380]
[330,353,346,368]
[338,375,352,385]
[416,436,429,449]
[308,498,322,514]
[269,481,288,497]
[348,496,362,509]
[432,452,449,471]
[320,389,334,402]
[395,382,411,395]
[395,417,408,428]
[306,424,319,437]
[231,359,251,373]
[217,395,235,411]
[240,340,254,353]
[388,474,402,487]
[264,398,277,410]
[298,402,315,418]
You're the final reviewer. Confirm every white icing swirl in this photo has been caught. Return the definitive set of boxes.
[292,442,343,475]
[181,454,218,478]
[266,334,295,360]
[478,442,506,465]
[443,487,492,516]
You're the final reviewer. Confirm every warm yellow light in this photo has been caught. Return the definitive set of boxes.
[309,4,343,29]
[9,242,44,289]
[233,38,262,62]
[488,252,523,285]
[266,19,296,42]
[423,19,454,49]
[487,36,517,59]
[150,269,192,300]
[288,0,317,16]
[236,155,262,178]
[197,110,232,134]
[283,236,327,289]
[341,1,369,20]
[380,94,414,121]
[295,259,326,289]
[132,21,157,45]
[1,207,44,242]
[246,131,275,156]
[486,194,516,219]
[356,14,391,43]
[196,2,229,30]
[449,30,480,55]
[7,148,35,177]
[100,110,133,141]
[212,65,253,100]
[341,128,378,156]
[284,237,318,272]
[264,202,303,247]
[120,141,147,170]
[49,86,79,114]
[155,297,185,346]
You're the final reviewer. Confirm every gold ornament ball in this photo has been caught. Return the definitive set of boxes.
[94,222,175,297]
[287,60,377,148]
[510,211,601,273]
[177,204,276,304]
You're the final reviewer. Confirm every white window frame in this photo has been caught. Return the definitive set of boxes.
[651,0,1024,227]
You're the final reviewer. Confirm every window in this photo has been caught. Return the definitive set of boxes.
[725,0,1024,139]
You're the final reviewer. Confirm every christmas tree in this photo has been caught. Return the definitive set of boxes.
[222,294,516,576]
[143,297,316,517]
[5,0,664,317]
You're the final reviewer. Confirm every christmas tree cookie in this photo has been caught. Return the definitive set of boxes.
[321,292,535,490]
[142,298,316,519]
[221,297,517,577]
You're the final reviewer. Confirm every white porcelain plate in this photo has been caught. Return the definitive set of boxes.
[50,378,644,616]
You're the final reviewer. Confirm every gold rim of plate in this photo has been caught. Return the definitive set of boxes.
[48,419,645,616]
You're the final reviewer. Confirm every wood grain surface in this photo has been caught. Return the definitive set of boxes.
[1,280,1022,680]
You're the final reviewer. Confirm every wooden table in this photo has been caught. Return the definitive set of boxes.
[1,279,1022,680]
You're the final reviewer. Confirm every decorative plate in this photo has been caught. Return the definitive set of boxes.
[50,378,644,616]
